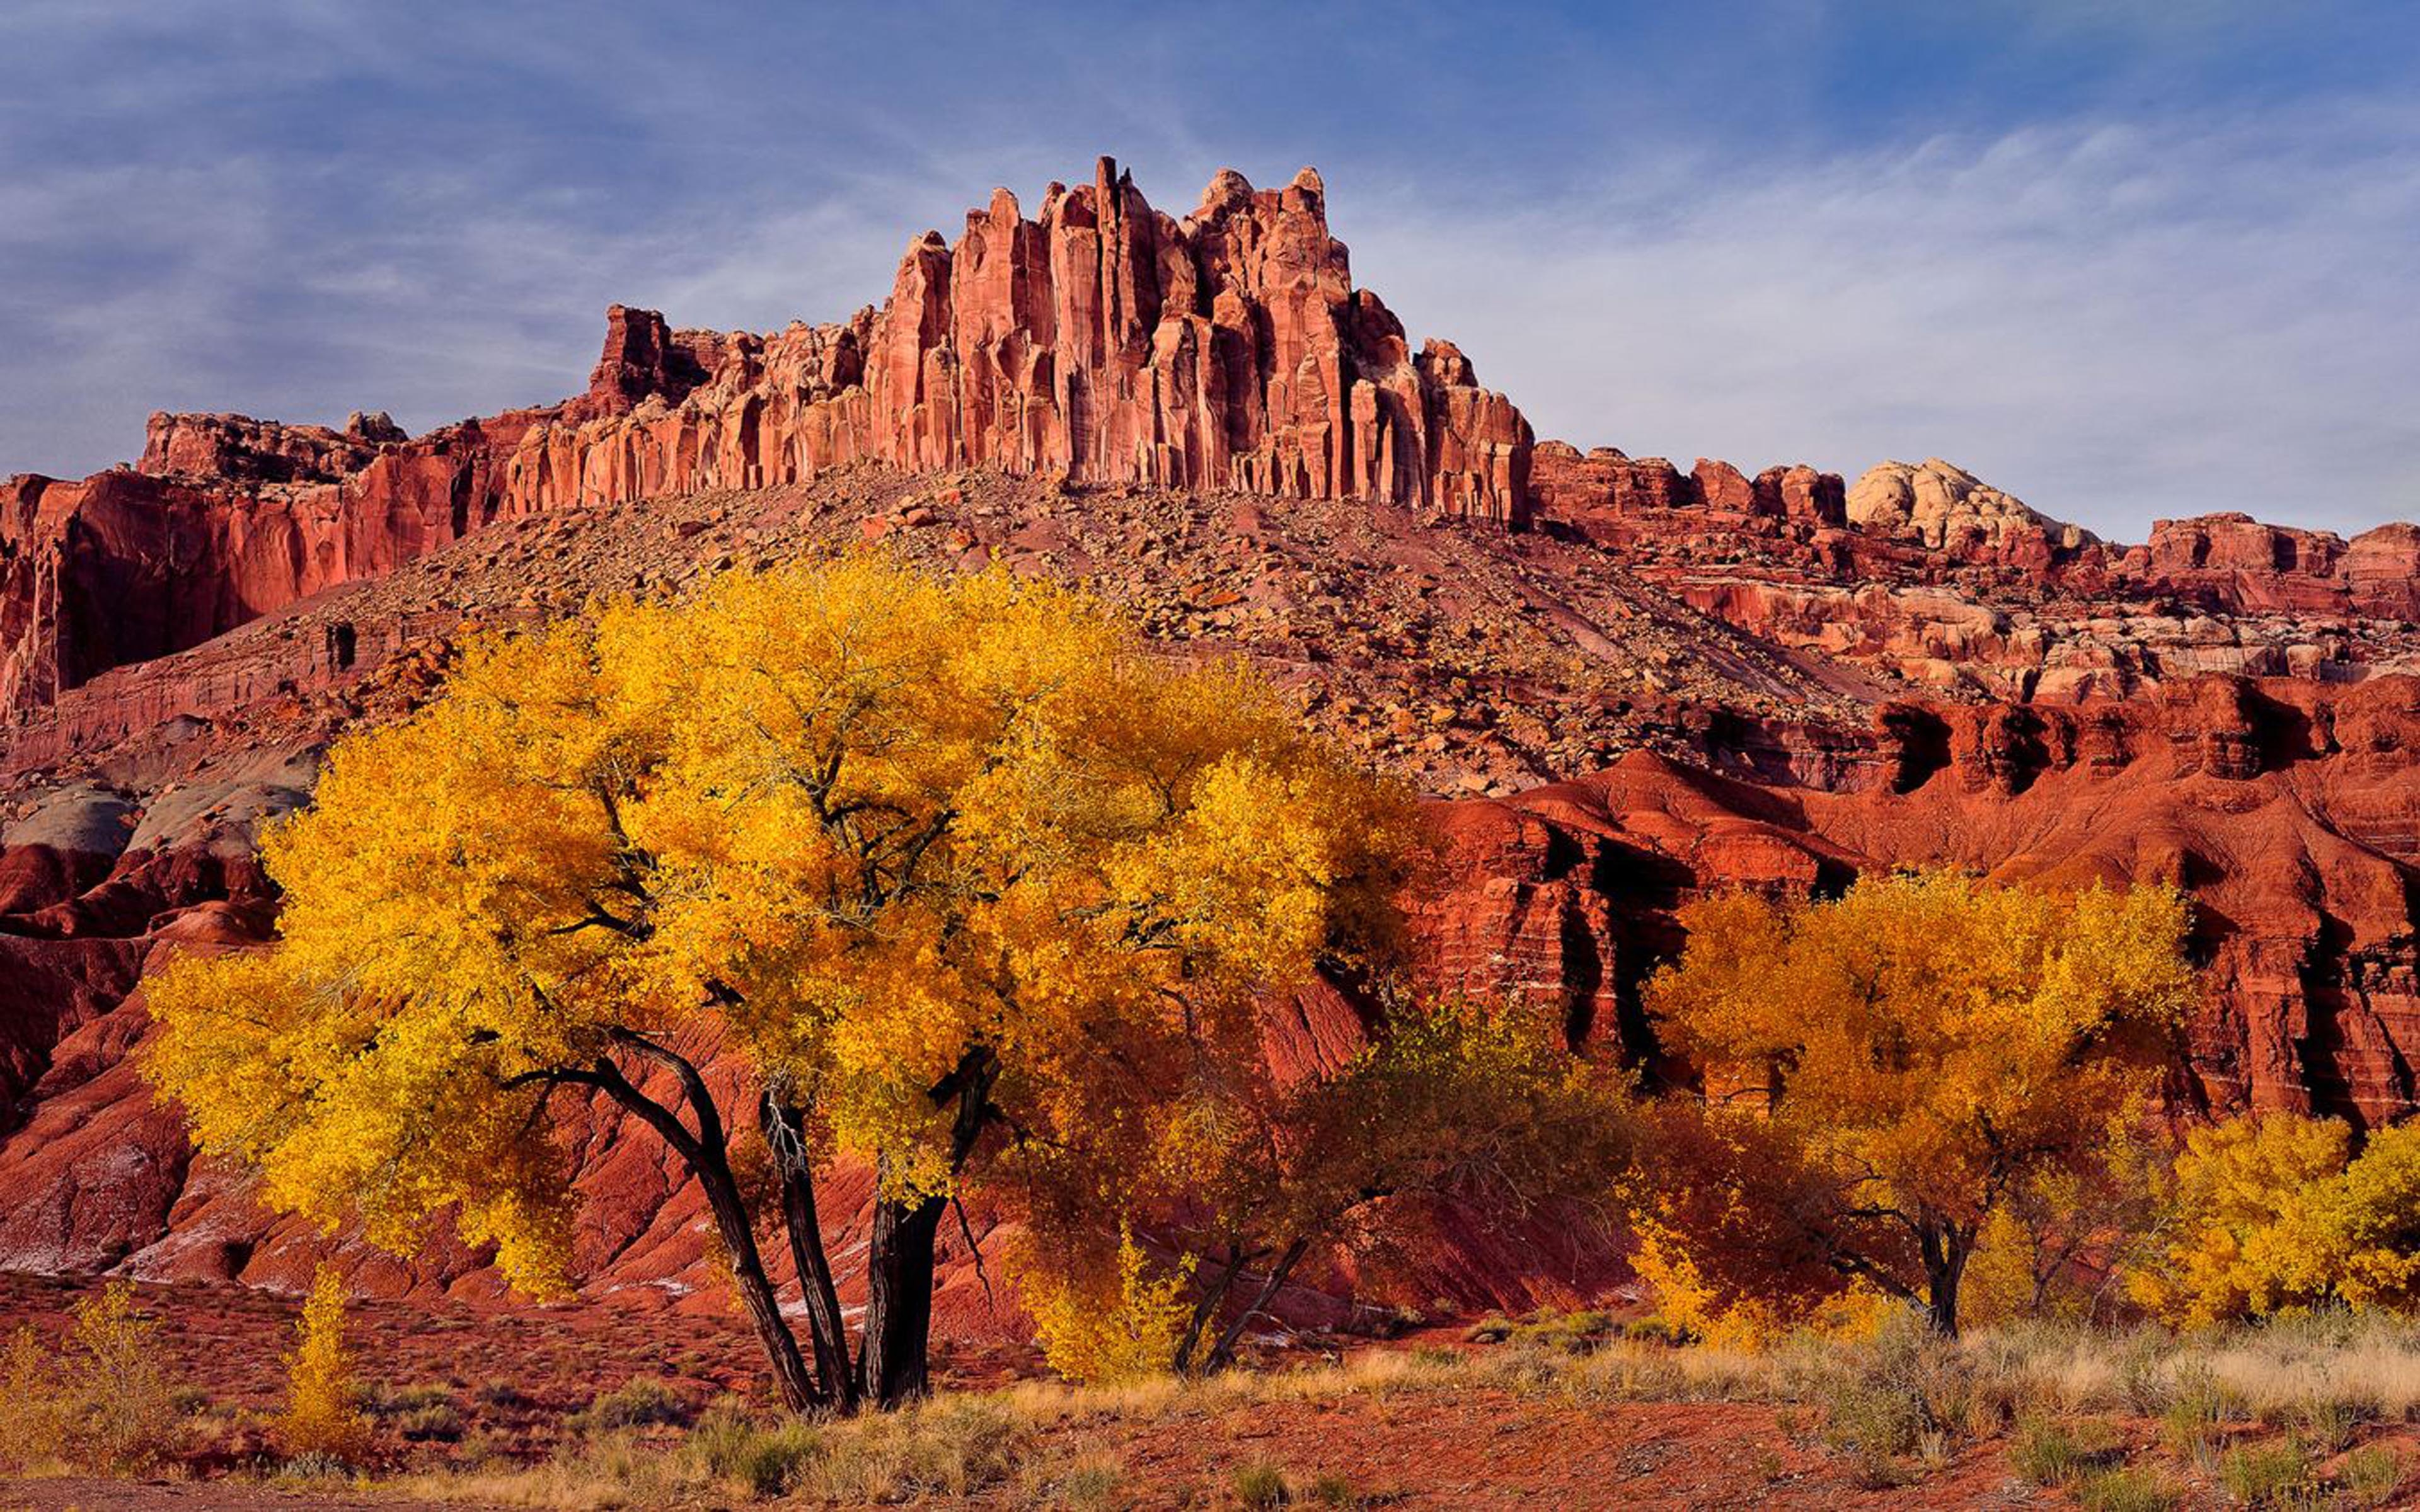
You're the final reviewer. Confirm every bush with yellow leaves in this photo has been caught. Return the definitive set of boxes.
[2133,1112,2420,1324]
[0,1280,185,1474]
[1015,1228,1196,1385]
[280,1264,372,1463]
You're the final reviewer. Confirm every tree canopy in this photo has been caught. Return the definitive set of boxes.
[1630,868,2196,1336]
[2130,1111,2420,1325]
[146,557,1420,1409]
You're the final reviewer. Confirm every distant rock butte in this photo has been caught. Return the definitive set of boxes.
[0,158,1535,716]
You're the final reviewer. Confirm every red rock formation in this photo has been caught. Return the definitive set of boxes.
[0,159,1531,724]
[500,161,1531,524]
[0,418,528,716]
[2124,514,2420,620]
[1435,675,2420,1125]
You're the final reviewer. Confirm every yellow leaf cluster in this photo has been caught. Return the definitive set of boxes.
[1013,1227,1196,1385]
[2131,1111,2420,1324]
[143,556,1418,1291]
[280,1264,370,1462]
[1628,1222,1789,1350]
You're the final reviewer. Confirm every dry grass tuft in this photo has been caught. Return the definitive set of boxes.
[391,1309,2420,1507]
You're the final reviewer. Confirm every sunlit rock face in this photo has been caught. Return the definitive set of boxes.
[0,159,1533,722]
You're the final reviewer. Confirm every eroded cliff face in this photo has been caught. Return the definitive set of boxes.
[1428,675,2420,1125]
[0,158,1533,722]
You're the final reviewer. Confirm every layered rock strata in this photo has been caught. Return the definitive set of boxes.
[0,159,1532,719]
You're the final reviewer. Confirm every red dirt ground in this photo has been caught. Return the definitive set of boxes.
[9,1272,2417,1508]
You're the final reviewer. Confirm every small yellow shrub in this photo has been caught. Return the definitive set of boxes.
[1019,1230,1193,1385]
[0,1281,185,1473]
[282,1264,371,1463]
[1630,1224,1788,1349]
[0,1321,71,1470]
[71,1282,184,1472]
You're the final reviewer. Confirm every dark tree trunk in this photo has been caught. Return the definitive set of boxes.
[858,1187,949,1407]
[586,1050,823,1413]
[855,1046,998,1407]
[761,1091,856,1412]
[1173,1244,1246,1377]
[1202,1236,1310,1375]
[696,1144,826,1414]
[1918,1220,1972,1339]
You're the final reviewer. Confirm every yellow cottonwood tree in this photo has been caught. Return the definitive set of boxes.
[2131,1112,2420,1324]
[146,558,1418,1411]
[281,1265,369,1463]
[1635,869,2195,1336]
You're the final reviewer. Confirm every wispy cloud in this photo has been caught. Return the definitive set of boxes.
[1345,104,2420,537]
[1,2,2413,544]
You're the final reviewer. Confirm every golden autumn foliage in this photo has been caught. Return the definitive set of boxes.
[2320,1123,2420,1310]
[2131,1111,2420,1325]
[0,1281,185,1474]
[1010,994,1630,1378]
[280,1265,370,1463]
[1634,868,2196,1336]
[1013,1227,1197,1386]
[143,557,1420,1411]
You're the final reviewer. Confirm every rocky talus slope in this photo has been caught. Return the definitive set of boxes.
[0,159,2415,1326]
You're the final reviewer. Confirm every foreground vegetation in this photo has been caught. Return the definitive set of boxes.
[411,1313,2420,1507]
[14,1291,2420,1508]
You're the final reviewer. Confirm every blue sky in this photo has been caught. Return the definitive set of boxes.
[3,1,2416,539]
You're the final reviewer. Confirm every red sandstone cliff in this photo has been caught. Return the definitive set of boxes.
[0,158,1532,722]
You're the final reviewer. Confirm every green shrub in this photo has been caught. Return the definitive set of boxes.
[1463,1315,1514,1344]
[1511,1309,1616,1353]
[475,1379,531,1409]
[397,1402,465,1443]
[1231,1459,1291,1508]
[1847,1449,1915,1489]
[573,1375,693,1433]
[2293,1393,2361,1453]
[2160,1372,2229,1467]
[2010,1418,2123,1486]
[1026,1450,1126,1509]
[1305,1470,1360,1506]
[1622,1317,1690,1347]
[691,1403,824,1498]
[275,1449,354,1481]
[371,1381,457,1416]
[2342,1445,2406,1508]
[1821,1382,1925,1459]
[2077,1466,2180,1512]
[2218,1438,2318,1508]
